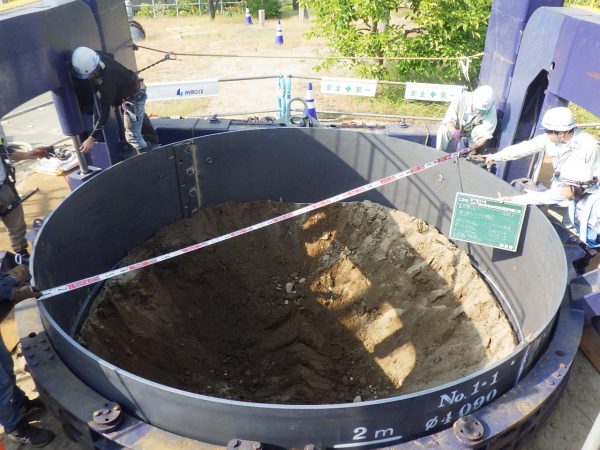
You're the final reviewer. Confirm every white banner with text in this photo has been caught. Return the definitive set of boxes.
[321,77,378,97]
[146,80,219,101]
[404,82,465,102]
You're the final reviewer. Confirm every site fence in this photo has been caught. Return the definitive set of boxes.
[130,0,244,18]
[145,73,461,122]
[3,77,599,129]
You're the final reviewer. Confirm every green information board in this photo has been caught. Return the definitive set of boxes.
[449,193,526,252]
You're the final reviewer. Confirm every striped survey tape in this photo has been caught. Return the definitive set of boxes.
[39,148,470,300]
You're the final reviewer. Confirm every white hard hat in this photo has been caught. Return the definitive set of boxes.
[472,85,494,112]
[71,47,100,79]
[559,158,595,187]
[541,107,575,132]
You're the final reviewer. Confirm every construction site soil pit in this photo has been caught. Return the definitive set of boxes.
[78,200,518,405]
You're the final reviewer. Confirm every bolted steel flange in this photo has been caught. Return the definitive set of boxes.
[91,402,123,432]
[453,415,485,443]
[226,439,262,450]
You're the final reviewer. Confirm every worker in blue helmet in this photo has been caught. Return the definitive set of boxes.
[0,263,54,447]
[71,46,152,154]
[436,85,497,154]
[484,107,600,205]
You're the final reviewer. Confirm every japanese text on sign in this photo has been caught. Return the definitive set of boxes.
[449,193,526,251]
[321,77,378,97]
[404,82,465,103]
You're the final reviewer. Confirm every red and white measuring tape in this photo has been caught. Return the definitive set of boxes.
[39,148,470,300]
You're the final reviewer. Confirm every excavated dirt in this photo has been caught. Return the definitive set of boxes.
[78,200,517,404]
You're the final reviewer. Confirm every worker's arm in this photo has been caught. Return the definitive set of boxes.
[0,273,18,304]
[441,93,464,136]
[470,108,497,153]
[0,268,40,305]
[483,134,548,165]
[6,149,45,161]
[0,144,45,161]
[469,137,490,153]
[81,79,117,153]
[502,185,571,206]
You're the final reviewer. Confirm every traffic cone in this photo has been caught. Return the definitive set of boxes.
[245,7,252,25]
[275,20,284,45]
[305,82,317,119]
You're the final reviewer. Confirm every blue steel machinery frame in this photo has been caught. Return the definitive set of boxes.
[479,3,600,182]
[0,0,595,448]
[0,0,136,171]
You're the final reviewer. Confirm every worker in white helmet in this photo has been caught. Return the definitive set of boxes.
[504,159,600,248]
[484,106,600,205]
[71,46,152,154]
[436,85,497,154]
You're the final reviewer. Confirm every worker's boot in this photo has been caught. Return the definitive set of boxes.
[7,419,54,447]
[21,396,46,417]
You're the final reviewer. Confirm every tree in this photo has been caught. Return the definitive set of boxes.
[246,0,281,19]
[208,0,216,20]
[301,0,404,78]
[399,0,492,82]
[565,0,599,6]
[301,0,492,82]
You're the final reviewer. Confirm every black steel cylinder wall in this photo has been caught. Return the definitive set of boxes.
[31,129,567,447]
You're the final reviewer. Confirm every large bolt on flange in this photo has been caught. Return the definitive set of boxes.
[453,415,485,443]
[91,402,123,432]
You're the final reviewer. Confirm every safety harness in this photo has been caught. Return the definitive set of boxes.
[121,78,145,123]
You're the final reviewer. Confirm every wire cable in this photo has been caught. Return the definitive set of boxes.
[133,44,484,62]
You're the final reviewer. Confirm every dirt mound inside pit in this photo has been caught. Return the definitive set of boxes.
[78,200,517,404]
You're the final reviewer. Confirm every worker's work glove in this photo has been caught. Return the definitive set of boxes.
[466,148,484,162]
[468,147,481,157]
[11,285,41,304]
[7,264,31,285]
[451,129,461,141]
[482,154,496,168]
[31,147,48,158]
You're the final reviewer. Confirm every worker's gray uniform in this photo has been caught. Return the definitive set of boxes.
[511,186,600,248]
[493,129,600,205]
[436,91,497,151]
[0,164,26,254]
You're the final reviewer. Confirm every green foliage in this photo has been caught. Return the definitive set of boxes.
[565,0,599,6]
[398,0,492,82]
[302,0,403,79]
[571,104,600,138]
[134,0,199,17]
[135,3,154,17]
[246,0,281,19]
[177,0,201,15]
[302,0,492,83]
